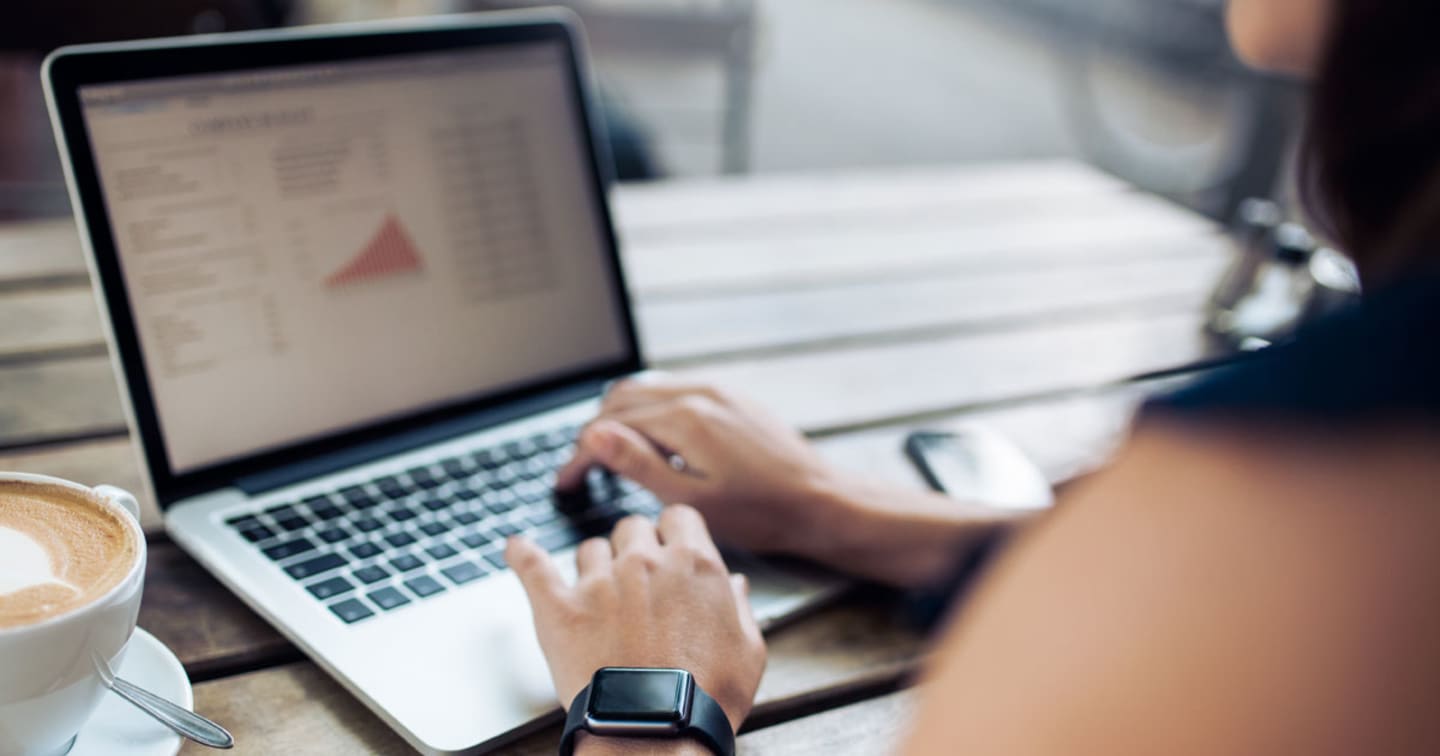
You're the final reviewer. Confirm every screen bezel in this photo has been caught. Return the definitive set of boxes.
[44,12,644,506]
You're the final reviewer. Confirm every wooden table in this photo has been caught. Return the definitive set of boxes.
[0,160,1231,754]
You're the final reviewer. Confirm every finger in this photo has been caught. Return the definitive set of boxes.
[611,513,660,555]
[506,536,568,609]
[553,427,605,491]
[657,504,722,561]
[730,573,763,640]
[574,537,613,578]
[603,378,729,414]
[558,420,693,501]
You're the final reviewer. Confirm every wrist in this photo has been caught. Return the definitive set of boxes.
[801,473,1023,588]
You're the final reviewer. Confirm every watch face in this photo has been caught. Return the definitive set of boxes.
[589,668,689,723]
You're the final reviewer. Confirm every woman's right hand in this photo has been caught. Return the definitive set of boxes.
[555,376,1027,588]
[554,377,851,558]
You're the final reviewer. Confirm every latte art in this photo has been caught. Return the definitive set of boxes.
[0,482,137,629]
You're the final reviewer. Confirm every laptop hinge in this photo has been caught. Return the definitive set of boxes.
[233,380,606,496]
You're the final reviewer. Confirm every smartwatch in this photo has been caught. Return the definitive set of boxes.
[559,667,735,756]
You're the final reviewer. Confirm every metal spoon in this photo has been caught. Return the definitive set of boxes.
[94,652,235,749]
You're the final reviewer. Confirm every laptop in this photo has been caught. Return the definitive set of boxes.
[44,11,845,753]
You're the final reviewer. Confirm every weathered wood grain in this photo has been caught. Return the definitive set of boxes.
[0,436,161,530]
[0,218,87,287]
[140,540,293,681]
[185,595,926,755]
[737,689,918,755]
[611,160,1127,236]
[0,357,124,445]
[623,216,1219,296]
[0,287,103,361]
[640,254,1225,364]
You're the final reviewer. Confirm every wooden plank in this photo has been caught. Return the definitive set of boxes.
[623,219,1221,296]
[738,689,919,755]
[185,595,926,755]
[0,286,103,360]
[612,160,1128,235]
[140,540,293,681]
[641,254,1226,364]
[0,218,87,287]
[691,309,1212,435]
[0,436,161,531]
[0,357,124,445]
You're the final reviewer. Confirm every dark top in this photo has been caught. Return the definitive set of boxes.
[910,269,1440,629]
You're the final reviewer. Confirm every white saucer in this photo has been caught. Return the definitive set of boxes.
[71,628,190,756]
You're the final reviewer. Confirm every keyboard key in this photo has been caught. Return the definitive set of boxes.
[419,521,450,537]
[408,467,441,490]
[368,587,411,611]
[275,516,309,532]
[376,476,410,498]
[265,504,297,517]
[384,532,417,548]
[441,459,471,478]
[354,565,390,585]
[453,510,482,525]
[536,527,583,552]
[329,598,373,624]
[421,497,451,512]
[494,522,522,537]
[405,575,446,598]
[390,554,425,573]
[441,561,485,585]
[385,507,418,522]
[481,550,508,571]
[226,514,261,529]
[301,495,332,509]
[353,517,383,533]
[455,488,481,502]
[263,538,315,561]
[341,487,378,509]
[239,525,275,543]
[307,576,354,600]
[316,527,348,544]
[285,553,347,580]
[460,532,490,550]
[425,544,458,561]
[312,505,344,521]
[349,541,383,559]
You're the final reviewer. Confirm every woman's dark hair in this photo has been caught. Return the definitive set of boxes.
[1301,1,1440,284]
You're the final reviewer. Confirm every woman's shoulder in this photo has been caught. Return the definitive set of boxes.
[1150,267,1440,426]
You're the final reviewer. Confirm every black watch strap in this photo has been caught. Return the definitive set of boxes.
[558,680,735,756]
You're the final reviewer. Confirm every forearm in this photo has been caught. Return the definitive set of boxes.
[795,474,1033,589]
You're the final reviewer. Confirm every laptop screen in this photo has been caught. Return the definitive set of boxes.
[77,41,630,475]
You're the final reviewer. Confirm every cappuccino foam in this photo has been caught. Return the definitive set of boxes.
[0,482,137,629]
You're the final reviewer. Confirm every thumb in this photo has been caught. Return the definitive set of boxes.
[506,535,567,614]
[730,573,762,640]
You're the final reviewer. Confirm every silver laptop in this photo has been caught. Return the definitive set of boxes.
[44,11,844,753]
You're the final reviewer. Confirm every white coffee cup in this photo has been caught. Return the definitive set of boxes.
[0,472,147,756]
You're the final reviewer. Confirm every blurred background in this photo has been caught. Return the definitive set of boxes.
[2,0,1303,223]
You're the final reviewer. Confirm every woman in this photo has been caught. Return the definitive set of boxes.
[504,1,1440,752]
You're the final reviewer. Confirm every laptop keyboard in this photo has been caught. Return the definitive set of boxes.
[223,423,660,624]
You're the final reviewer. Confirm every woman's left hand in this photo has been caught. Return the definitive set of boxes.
[505,505,767,733]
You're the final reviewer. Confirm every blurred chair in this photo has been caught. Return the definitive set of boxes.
[457,0,759,175]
